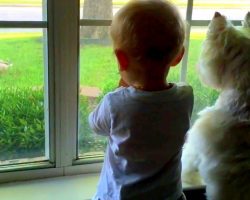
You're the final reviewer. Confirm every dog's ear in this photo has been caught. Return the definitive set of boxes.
[213,12,222,18]
[208,12,229,34]
[242,12,250,28]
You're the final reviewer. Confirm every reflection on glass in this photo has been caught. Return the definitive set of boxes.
[193,0,250,20]
[187,27,218,123]
[80,0,187,20]
[0,29,47,165]
[0,0,46,21]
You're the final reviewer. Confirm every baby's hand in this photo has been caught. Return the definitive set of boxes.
[119,78,129,87]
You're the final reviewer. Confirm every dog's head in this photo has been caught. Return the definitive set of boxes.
[198,12,250,91]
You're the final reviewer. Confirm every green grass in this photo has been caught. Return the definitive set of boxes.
[0,34,218,114]
[0,37,44,88]
[79,45,119,90]
[0,33,203,82]
[0,34,218,158]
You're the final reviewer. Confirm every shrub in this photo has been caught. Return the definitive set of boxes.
[0,87,45,161]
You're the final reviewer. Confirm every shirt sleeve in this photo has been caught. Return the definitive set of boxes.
[88,95,111,136]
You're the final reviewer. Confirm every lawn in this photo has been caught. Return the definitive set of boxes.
[0,33,218,161]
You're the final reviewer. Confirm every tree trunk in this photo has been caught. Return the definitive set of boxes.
[81,0,112,40]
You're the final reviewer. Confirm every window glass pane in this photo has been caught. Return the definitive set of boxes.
[80,0,187,20]
[187,27,218,123]
[0,28,48,165]
[78,26,116,157]
[193,0,250,20]
[0,0,46,21]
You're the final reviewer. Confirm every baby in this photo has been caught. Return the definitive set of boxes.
[182,12,250,200]
[89,0,194,199]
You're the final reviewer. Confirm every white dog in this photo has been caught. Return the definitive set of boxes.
[182,12,250,200]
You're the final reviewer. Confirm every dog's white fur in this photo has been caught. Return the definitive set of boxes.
[182,12,250,200]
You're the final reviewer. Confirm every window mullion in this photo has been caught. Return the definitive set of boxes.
[190,20,242,26]
[50,0,79,168]
[180,0,193,82]
[0,21,47,28]
[79,19,112,26]
[43,0,50,161]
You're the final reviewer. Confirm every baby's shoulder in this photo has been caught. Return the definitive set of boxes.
[103,87,132,105]
[173,82,194,105]
[175,82,193,94]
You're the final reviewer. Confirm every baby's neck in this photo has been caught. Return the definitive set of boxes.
[133,81,172,91]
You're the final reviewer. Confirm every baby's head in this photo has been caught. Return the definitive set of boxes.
[110,0,185,87]
[198,12,250,91]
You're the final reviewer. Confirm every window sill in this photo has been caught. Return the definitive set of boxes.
[0,172,206,200]
[0,173,99,200]
[0,160,53,173]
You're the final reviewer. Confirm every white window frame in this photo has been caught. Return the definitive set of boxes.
[0,0,243,184]
[0,0,101,184]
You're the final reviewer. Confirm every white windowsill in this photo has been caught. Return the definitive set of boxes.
[0,170,203,200]
[0,173,99,200]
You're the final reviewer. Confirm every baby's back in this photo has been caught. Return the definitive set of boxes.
[95,84,193,200]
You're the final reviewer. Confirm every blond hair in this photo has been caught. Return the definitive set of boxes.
[110,0,185,66]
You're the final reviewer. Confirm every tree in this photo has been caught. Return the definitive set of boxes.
[81,0,113,40]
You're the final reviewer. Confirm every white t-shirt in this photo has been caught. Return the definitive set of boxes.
[89,83,193,200]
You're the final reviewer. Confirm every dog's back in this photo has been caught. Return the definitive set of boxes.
[182,12,250,200]
[203,115,250,200]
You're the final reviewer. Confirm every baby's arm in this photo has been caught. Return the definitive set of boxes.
[88,96,111,136]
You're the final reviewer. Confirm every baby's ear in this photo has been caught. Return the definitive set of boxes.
[115,50,129,71]
[242,11,250,28]
[170,47,185,67]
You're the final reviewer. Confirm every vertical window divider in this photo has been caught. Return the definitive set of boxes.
[47,0,56,165]
[180,0,193,82]
[42,0,50,163]
[50,0,79,168]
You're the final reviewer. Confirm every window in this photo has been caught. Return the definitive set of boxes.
[0,0,81,181]
[0,0,249,183]
[0,28,48,166]
[0,1,50,169]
